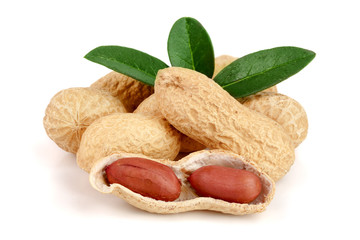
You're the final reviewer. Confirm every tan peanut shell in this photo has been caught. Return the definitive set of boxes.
[91,71,154,112]
[155,67,295,181]
[76,113,181,173]
[133,94,162,117]
[89,149,275,215]
[240,92,308,147]
[214,55,278,93]
[213,55,238,77]
[134,94,205,153]
[43,87,127,153]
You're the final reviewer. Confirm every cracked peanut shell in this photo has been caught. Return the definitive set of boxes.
[76,113,181,173]
[43,87,127,153]
[155,67,295,181]
[89,149,275,215]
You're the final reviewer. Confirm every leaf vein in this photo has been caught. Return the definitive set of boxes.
[221,54,313,89]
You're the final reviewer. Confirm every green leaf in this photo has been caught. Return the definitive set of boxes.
[214,46,316,98]
[84,46,168,86]
[167,17,215,78]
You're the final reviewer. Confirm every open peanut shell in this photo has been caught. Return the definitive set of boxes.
[89,149,275,215]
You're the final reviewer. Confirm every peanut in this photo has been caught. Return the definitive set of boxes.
[134,94,162,117]
[91,71,154,112]
[214,56,308,147]
[43,87,127,153]
[240,92,308,147]
[134,94,206,153]
[90,150,276,215]
[105,157,181,201]
[76,113,181,173]
[188,165,262,204]
[213,55,238,77]
[155,67,295,181]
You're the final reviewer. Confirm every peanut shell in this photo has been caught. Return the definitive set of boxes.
[214,55,277,93]
[43,87,127,153]
[91,71,154,112]
[240,92,308,147]
[133,94,162,117]
[213,54,238,77]
[76,113,181,172]
[155,67,295,181]
[89,149,275,215]
[134,94,205,153]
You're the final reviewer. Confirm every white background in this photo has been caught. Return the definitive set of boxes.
[1,0,359,239]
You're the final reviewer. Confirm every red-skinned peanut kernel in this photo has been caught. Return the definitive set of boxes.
[105,157,181,202]
[188,165,262,204]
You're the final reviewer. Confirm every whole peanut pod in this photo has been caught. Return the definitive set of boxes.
[155,67,295,181]
[213,55,238,77]
[240,92,308,147]
[43,87,127,153]
[134,94,162,116]
[91,71,154,112]
[77,113,181,173]
[216,56,307,147]
[134,94,206,153]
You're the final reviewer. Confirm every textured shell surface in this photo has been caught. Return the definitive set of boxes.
[89,149,275,215]
[91,71,154,112]
[213,55,238,77]
[241,92,308,147]
[214,55,277,93]
[134,94,205,153]
[155,67,295,181]
[76,113,181,173]
[43,87,127,153]
[133,94,162,117]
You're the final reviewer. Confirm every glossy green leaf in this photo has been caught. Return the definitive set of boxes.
[84,46,168,86]
[167,17,214,78]
[214,46,316,98]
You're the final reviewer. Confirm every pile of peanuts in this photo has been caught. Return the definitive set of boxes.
[43,55,308,215]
